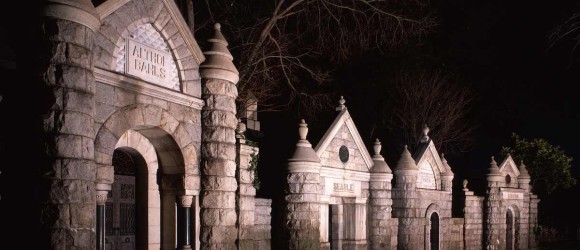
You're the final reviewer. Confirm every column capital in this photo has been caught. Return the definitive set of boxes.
[177,195,194,207]
[96,190,108,205]
[42,0,101,32]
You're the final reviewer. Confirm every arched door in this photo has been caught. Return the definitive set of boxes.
[506,208,514,250]
[105,149,148,250]
[430,212,439,250]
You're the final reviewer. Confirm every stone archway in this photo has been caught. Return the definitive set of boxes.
[506,205,520,250]
[430,212,440,250]
[425,203,441,250]
[95,105,201,250]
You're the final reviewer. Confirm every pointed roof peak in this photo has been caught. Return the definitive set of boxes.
[518,160,531,179]
[395,145,418,172]
[488,156,500,176]
[441,153,454,176]
[200,22,239,83]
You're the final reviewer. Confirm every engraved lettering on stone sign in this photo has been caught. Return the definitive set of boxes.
[502,192,523,200]
[417,161,436,189]
[126,39,172,87]
[333,182,354,192]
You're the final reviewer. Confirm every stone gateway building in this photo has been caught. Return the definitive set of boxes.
[0,1,538,249]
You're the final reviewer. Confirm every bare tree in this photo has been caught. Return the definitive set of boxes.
[548,7,580,68]
[383,68,477,154]
[193,0,436,119]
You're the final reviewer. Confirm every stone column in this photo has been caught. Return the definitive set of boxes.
[177,195,194,249]
[199,23,240,249]
[484,156,503,250]
[96,190,108,250]
[285,119,321,250]
[461,179,484,249]
[39,0,100,248]
[393,145,420,250]
[369,139,394,250]
[236,121,258,250]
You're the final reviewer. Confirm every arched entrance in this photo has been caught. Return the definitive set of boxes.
[106,148,149,250]
[429,212,440,250]
[506,206,521,250]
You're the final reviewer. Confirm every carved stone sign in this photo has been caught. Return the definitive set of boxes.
[126,39,173,88]
[417,161,436,189]
[502,191,523,200]
[324,178,360,197]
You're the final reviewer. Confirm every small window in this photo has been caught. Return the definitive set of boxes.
[339,145,349,163]
[505,175,511,184]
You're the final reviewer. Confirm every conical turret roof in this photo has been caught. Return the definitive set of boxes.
[200,23,239,83]
[395,145,418,172]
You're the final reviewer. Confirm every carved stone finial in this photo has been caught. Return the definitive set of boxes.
[420,124,430,143]
[214,22,221,30]
[373,139,381,155]
[336,96,346,111]
[463,179,468,190]
[298,119,308,140]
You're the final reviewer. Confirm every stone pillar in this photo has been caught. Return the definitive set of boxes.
[96,190,108,250]
[484,157,503,250]
[285,119,321,250]
[369,139,395,250]
[517,161,532,249]
[177,195,194,250]
[200,23,240,249]
[38,0,100,248]
[528,195,540,250]
[462,179,484,250]
[236,121,258,250]
[393,145,420,250]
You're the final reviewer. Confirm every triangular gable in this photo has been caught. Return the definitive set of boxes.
[499,154,520,177]
[414,140,444,190]
[314,109,373,171]
[93,0,205,96]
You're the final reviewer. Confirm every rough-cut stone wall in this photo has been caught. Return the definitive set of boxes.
[449,218,465,249]
[392,179,423,249]
[38,1,100,248]
[285,168,321,249]
[463,190,484,250]
[418,190,453,249]
[528,196,540,249]
[200,78,239,249]
[485,181,503,249]
[236,140,258,250]
[369,175,395,249]
[254,198,272,250]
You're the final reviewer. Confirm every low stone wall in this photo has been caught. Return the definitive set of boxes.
[449,218,465,249]
[254,198,272,249]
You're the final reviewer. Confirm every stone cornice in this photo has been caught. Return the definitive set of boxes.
[94,68,204,109]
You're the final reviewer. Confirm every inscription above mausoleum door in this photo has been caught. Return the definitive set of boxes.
[127,39,174,88]
[502,191,524,200]
[417,161,436,189]
[324,178,361,197]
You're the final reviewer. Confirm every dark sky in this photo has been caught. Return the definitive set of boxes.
[256,1,580,209]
